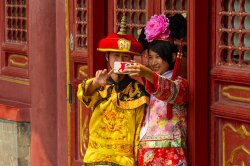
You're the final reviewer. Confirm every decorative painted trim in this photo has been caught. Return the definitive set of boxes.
[79,65,88,78]
[226,145,250,166]
[0,76,29,85]
[222,123,250,166]
[8,54,28,69]
[65,0,71,165]
[222,85,250,103]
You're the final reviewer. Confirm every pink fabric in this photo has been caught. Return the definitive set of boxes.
[139,71,188,166]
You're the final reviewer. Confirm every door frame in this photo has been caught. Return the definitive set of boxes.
[64,0,105,166]
[187,0,209,165]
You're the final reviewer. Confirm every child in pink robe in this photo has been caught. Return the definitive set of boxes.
[125,14,188,166]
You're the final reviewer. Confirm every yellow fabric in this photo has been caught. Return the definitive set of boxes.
[77,79,148,166]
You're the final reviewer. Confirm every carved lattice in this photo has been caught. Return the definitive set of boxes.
[115,0,147,38]
[75,0,88,48]
[218,0,250,67]
[161,0,188,58]
[161,0,188,16]
[5,0,27,43]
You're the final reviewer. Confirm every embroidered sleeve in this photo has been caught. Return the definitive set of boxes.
[145,73,188,104]
[77,78,101,108]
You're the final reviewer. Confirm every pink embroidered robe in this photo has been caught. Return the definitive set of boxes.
[138,70,188,166]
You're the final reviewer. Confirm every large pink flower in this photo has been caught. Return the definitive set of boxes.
[145,14,170,42]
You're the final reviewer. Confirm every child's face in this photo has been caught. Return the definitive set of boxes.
[108,52,133,70]
[148,49,169,75]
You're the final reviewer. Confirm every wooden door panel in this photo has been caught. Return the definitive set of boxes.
[68,0,89,165]
[210,0,250,165]
[213,81,250,107]
[0,0,30,121]
[1,0,29,79]
[68,0,105,165]
[214,118,250,166]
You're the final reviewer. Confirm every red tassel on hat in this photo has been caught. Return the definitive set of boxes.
[167,38,183,120]
[171,38,183,80]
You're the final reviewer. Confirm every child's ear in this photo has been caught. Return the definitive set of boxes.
[172,53,177,62]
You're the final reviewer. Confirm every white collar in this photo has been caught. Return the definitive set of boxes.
[161,70,173,79]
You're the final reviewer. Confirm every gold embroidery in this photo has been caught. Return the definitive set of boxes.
[112,94,149,109]
[129,82,141,98]
[88,138,134,155]
[102,109,125,132]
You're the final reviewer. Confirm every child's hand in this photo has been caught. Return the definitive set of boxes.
[124,62,151,78]
[93,69,113,87]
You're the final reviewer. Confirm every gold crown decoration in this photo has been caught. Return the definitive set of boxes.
[117,15,127,35]
[96,14,143,56]
[118,38,131,51]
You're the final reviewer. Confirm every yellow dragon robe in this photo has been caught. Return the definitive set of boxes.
[77,76,149,166]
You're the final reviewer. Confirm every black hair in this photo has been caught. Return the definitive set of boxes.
[138,27,149,51]
[168,13,187,40]
[148,14,187,70]
[149,40,178,70]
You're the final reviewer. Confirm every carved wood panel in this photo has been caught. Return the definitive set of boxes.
[1,0,28,79]
[69,0,89,165]
[68,1,105,166]
[210,0,250,165]
[0,0,30,110]
[218,119,250,166]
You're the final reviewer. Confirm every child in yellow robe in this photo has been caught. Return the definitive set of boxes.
[77,21,149,165]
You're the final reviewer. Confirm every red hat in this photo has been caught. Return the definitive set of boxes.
[97,33,143,56]
[97,16,143,56]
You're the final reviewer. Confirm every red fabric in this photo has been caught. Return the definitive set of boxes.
[168,58,181,119]
[167,104,173,120]
[144,73,159,94]
[97,33,143,53]
[168,38,184,119]
[172,58,181,80]
[138,147,187,166]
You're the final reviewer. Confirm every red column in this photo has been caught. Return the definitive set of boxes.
[29,0,57,165]
[188,0,209,165]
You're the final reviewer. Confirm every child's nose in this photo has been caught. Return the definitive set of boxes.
[152,58,156,65]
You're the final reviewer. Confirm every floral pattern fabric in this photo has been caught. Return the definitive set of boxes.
[138,71,188,166]
[138,147,186,166]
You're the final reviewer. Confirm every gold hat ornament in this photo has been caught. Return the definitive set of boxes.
[97,15,143,56]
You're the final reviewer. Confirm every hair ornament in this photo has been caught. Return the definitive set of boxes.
[144,14,171,42]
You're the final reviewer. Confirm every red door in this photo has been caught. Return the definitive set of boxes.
[210,0,250,165]
[67,0,105,165]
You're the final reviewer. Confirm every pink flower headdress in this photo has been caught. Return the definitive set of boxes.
[144,14,171,42]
